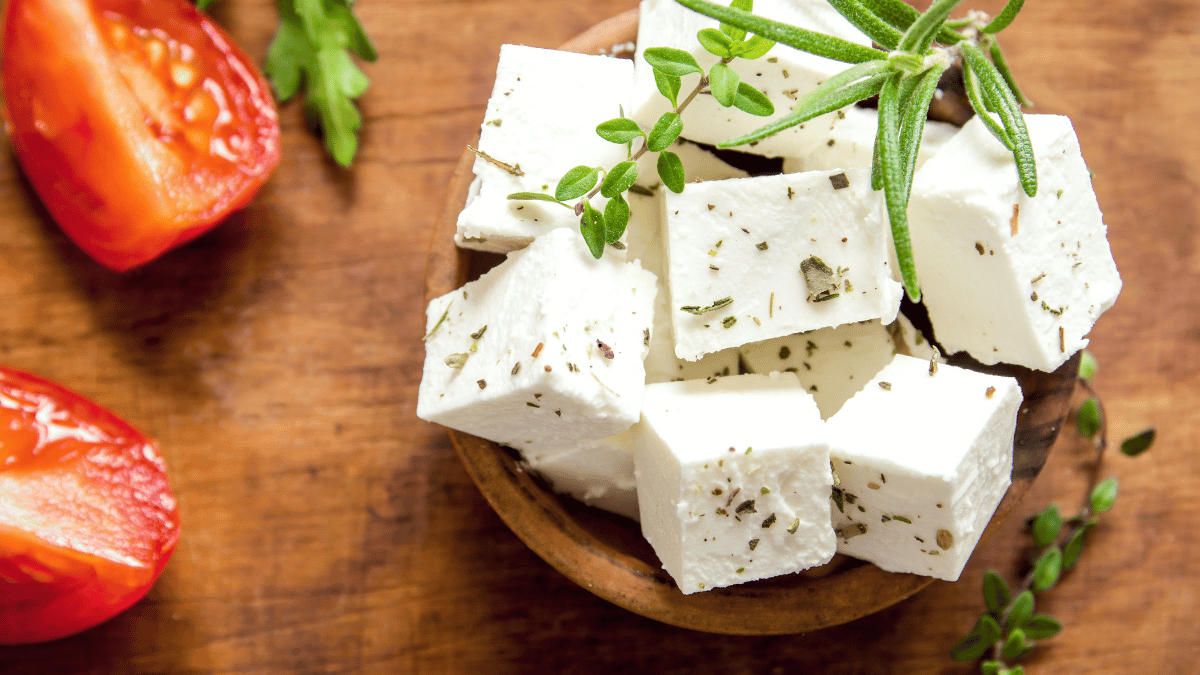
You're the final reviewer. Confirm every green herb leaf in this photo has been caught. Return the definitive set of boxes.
[657,151,686,193]
[601,161,639,198]
[1001,627,1032,660]
[647,112,684,151]
[826,0,903,50]
[643,47,704,77]
[1078,349,1098,380]
[898,64,948,195]
[1005,590,1034,630]
[981,0,1025,33]
[733,35,776,59]
[507,192,572,208]
[983,569,1012,612]
[857,0,963,44]
[1032,504,1063,549]
[962,62,1013,150]
[980,661,1003,675]
[596,118,646,144]
[962,43,1037,197]
[1120,428,1155,457]
[1032,546,1062,592]
[579,201,606,258]
[951,615,1000,662]
[697,28,735,58]
[732,82,774,116]
[709,62,740,107]
[676,0,884,64]
[1090,477,1118,514]
[989,38,1033,107]
[266,0,378,166]
[718,63,888,147]
[898,0,964,54]
[556,166,601,201]
[721,0,753,40]
[1023,614,1063,640]
[654,69,683,108]
[604,193,631,244]
[1076,397,1101,438]
[196,0,218,10]
[877,71,921,302]
[1062,524,1089,569]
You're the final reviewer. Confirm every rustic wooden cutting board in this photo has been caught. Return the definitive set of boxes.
[0,0,1197,672]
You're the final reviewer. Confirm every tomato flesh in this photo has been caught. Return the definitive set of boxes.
[3,0,280,271]
[0,367,180,644]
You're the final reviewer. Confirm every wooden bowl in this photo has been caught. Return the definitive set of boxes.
[424,10,1079,635]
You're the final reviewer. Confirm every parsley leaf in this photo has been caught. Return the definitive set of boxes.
[264,0,378,166]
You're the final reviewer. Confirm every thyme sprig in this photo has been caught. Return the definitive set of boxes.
[677,0,1037,302]
[950,352,1156,673]
[506,0,777,258]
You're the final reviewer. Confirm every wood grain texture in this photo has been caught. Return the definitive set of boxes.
[0,0,1197,672]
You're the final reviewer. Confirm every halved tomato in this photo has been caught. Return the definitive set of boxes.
[2,0,280,271]
[0,366,180,644]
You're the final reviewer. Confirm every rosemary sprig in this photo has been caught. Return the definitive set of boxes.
[678,0,1038,302]
[950,352,1156,673]
[505,0,778,258]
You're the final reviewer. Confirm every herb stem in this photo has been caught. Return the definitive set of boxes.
[577,57,731,206]
[987,375,1112,665]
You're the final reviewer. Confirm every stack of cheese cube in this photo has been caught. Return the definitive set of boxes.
[418,0,1121,594]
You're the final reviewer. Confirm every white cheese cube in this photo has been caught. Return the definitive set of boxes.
[664,170,902,360]
[889,312,940,362]
[634,373,835,594]
[456,45,633,253]
[632,0,871,158]
[417,228,657,453]
[738,320,894,419]
[825,355,1020,581]
[909,114,1121,371]
[781,107,958,174]
[624,190,740,382]
[635,138,749,188]
[524,430,640,521]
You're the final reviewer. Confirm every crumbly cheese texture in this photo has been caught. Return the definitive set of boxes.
[634,373,835,594]
[739,320,893,419]
[664,170,902,360]
[456,45,633,253]
[782,107,958,174]
[524,430,640,521]
[417,228,657,454]
[825,355,1020,581]
[908,114,1122,371]
[632,0,870,158]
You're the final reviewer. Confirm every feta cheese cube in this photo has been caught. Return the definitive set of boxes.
[524,430,640,521]
[456,45,633,253]
[908,114,1121,371]
[825,355,1021,581]
[417,228,657,453]
[624,190,740,383]
[782,107,958,174]
[631,0,870,158]
[663,170,903,360]
[738,319,896,419]
[634,373,835,594]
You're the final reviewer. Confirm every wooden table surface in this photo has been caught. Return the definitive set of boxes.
[1,0,1197,672]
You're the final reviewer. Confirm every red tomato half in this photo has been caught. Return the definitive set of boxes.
[2,0,280,271]
[0,367,180,644]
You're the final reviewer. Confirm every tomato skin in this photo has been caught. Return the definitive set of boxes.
[2,0,280,271]
[0,366,180,644]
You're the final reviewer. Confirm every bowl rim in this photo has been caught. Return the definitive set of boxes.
[423,9,1078,635]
